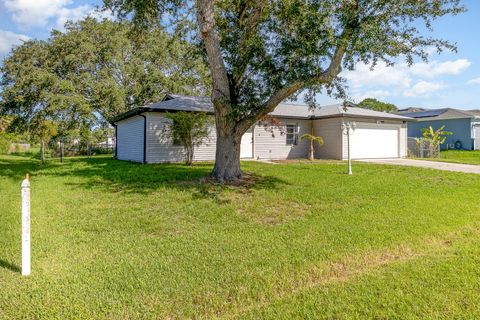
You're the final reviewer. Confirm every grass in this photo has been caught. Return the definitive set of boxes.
[433,150,480,165]
[1,155,480,319]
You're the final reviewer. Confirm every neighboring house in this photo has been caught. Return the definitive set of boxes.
[398,108,480,150]
[110,94,410,163]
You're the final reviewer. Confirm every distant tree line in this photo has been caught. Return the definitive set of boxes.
[0,18,210,159]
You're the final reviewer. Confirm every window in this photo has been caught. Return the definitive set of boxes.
[286,124,299,145]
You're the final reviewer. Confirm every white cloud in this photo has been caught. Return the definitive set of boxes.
[468,77,480,85]
[404,81,446,97]
[343,58,471,101]
[0,30,30,55]
[343,62,412,89]
[55,5,93,30]
[3,0,114,30]
[350,90,392,103]
[410,59,471,78]
[3,0,71,27]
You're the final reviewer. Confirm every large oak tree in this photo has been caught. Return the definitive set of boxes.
[107,1,463,181]
[1,18,209,138]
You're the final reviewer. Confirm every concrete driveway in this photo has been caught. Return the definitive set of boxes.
[360,158,480,175]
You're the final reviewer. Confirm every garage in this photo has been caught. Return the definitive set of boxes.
[350,125,400,159]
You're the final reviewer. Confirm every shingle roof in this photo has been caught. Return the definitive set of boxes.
[400,108,475,120]
[110,95,411,123]
[466,109,480,118]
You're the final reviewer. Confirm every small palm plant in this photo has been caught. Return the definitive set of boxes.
[420,125,452,158]
[300,133,324,161]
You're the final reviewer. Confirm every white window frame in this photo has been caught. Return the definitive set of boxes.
[286,123,299,146]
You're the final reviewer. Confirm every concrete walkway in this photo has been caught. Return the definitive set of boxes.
[360,158,480,175]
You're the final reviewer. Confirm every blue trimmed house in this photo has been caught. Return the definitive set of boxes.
[398,108,480,150]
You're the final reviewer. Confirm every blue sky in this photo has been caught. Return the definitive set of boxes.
[0,0,479,110]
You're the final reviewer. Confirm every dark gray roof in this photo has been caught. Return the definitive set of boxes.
[397,107,426,113]
[466,109,480,117]
[400,108,476,120]
[111,95,411,123]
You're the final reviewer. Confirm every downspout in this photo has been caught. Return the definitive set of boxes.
[139,114,147,163]
[113,124,118,159]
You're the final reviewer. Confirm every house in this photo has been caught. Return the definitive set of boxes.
[110,94,411,163]
[397,108,480,150]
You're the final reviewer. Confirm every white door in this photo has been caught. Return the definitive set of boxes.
[474,125,480,150]
[350,126,399,159]
[240,130,253,158]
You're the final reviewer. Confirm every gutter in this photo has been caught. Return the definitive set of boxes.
[113,124,118,159]
[138,114,147,164]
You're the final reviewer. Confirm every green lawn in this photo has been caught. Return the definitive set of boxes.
[434,150,480,165]
[1,155,480,319]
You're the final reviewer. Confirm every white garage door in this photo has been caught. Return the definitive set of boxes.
[350,127,399,159]
[240,130,253,158]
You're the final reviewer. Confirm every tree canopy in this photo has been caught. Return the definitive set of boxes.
[104,0,465,181]
[0,18,210,137]
[357,98,398,113]
[164,111,213,165]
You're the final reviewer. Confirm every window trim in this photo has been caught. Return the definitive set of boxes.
[286,123,299,146]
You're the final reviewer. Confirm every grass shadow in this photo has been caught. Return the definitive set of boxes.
[0,155,289,200]
[0,259,21,273]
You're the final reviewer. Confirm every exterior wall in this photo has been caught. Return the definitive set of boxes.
[473,123,480,150]
[253,119,311,160]
[341,118,407,159]
[145,112,216,163]
[116,115,145,162]
[116,111,409,163]
[312,118,343,159]
[407,118,473,150]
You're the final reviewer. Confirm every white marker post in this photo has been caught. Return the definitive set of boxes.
[341,121,356,175]
[21,174,31,276]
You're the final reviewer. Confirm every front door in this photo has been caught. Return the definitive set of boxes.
[240,130,253,158]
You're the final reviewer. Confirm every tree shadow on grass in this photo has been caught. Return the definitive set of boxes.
[0,259,20,273]
[0,156,289,200]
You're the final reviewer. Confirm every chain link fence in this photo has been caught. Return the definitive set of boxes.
[407,137,441,158]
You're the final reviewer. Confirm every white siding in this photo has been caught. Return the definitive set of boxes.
[254,119,311,159]
[312,118,343,159]
[145,112,216,163]
[341,118,407,159]
[116,116,144,162]
[192,124,216,161]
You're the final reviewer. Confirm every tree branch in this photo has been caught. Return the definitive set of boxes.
[233,1,266,87]
[257,26,354,120]
[195,0,230,109]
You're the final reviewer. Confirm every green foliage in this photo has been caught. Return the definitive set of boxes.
[300,134,324,146]
[301,133,324,160]
[164,112,212,165]
[0,18,210,137]
[357,98,398,113]
[421,125,452,147]
[105,0,464,180]
[0,133,14,154]
[105,0,464,110]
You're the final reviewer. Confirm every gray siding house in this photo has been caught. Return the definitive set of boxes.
[398,108,480,150]
[111,95,410,163]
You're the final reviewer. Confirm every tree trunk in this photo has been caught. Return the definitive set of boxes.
[40,139,45,164]
[309,139,314,161]
[186,144,193,166]
[60,140,64,163]
[211,124,243,182]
